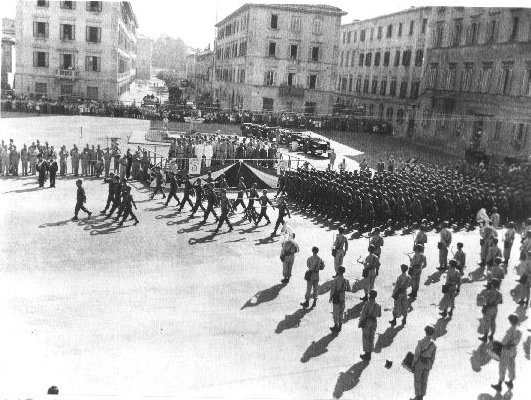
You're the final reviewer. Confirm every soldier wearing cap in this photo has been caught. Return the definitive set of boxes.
[117,186,139,226]
[255,189,274,226]
[150,167,166,200]
[413,224,428,251]
[233,177,247,212]
[271,195,291,236]
[361,245,380,302]
[165,171,181,207]
[332,227,348,273]
[72,179,91,221]
[491,314,522,392]
[486,238,502,271]
[408,244,427,299]
[202,182,219,224]
[437,221,452,271]
[369,228,384,269]
[177,175,194,212]
[100,173,116,214]
[479,278,503,342]
[301,246,324,308]
[390,264,411,326]
[329,266,350,332]
[359,289,381,361]
[214,189,233,233]
[503,221,516,265]
[280,232,299,284]
[439,260,460,318]
[411,325,437,400]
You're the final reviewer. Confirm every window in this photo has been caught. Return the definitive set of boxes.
[348,76,353,91]
[86,26,101,43]
[383,51,390,66]
[347,31,351,43]
[399,80,408,98]
[486,20,497,44]
[466,21,479,45]
[268,42,276,57]
[86,87,98,100]
[264,71,276,86]
[409,21,414,35]
[500,64,513,95]
[308,74,317,89]
[386,107,394,119]
[270,14,278,29]
[341,76,347,91]
[363,77,369,93]
[359,53,364,66]
[340,51,344,67]
[377,26,382,39]
[524,68,531,96]
[350,51,356,67]
[394,50,400,66]
[414,49,423,67]
[380,79,387,95]
[355,76,362,92]
[33,51,48,68]
[86,1,102,12]
[365,52,372,67]
[60,1,75,9]
[85,56,101,72]
[360,29,366,41]
[291,16,301,32]
[311,46,319,62]
[60,53,74,69]
[446,64,457,90]
[370,28,374,41]
[287,73,296,87]
[402,50,411,66]
[493,121,502,142]
[290,44,298,60]
[389,79,397,96]
[410,80,420,99]
[374,52,381,67]
[386,24,393,38]
[434,22,444,47]
[305,102,316,114]
[342,32,346,44]
[452,20,462,47]
[397,109,405,124]
[33,21,49,38]
[353,31,357,42]
[421,19,427,34]
[427,64,438,88]
[262,97,274,111]
[37,0,48,7]
[510,17,519,41]
[35,82,47,95]
[60,24,75,40]
[398,23,403,37]
[371,78,378,94]
[313,19,322,34]
[461,63,474,92]
[478,63,492,93]
[61,84,73,96]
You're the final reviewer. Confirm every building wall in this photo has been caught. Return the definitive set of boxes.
[214,4,344,114]
[14,1,137,100]
[417,7,531,158]
[2,18,16,88]
[136,35,152,80]
[194,50,213,95]
[336,7,434,137]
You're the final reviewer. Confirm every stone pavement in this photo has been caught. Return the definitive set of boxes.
[0,117,530,400]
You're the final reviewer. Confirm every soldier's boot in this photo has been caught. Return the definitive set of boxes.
[491,382,502,392]
[488,333,494,342]
[439,310,447,318]
[337,323,342,332]
[505,380,514,390]
[479,333,488,342]
[360,295,368,302]
[133,219,139,225]
[360,352,371,361]
[300,299,310,308]
[389,318,397,326]
[330,324,339,332]
[448,308,454,318]
[401,316,407,325]
[312,298,317,307]
[408,290,417,299]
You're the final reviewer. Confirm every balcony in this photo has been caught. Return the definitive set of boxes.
[57,69,79,79]
[279,85,305,98]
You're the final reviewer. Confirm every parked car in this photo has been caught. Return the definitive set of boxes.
[304,135,331,157]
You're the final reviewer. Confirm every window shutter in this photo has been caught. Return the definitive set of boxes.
[85,56,89,71]
[263,71,267,85]
[45,22,49,37]
[72,25,75,40]
[497,71,503,94]
[86,26,89,42]
[265,43,269,57]
[315,75,319,90]
[33,52,37,67]
[72,54,76,70]
[97,27,101,42]
[273,71,278,85]
[33,22,37,37]
[508,70,514,94]
[60,25,63,40]
[308,46,312,62]
[307,75,310,88]
[97,57,101,72]
[319,47,322,62]
[45,52,49,67]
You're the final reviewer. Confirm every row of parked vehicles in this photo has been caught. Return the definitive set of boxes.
[240,123,331,157]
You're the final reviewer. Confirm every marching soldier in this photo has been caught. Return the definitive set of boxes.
[437,221,452,271]
[369,228,384,272]
[408,245,427,299]
[245,182,259,223]
[202,183,219,224]
[413,224,428,251]
[411,325,437,400]
[177,175,194,212]
[48,157,58,188]
[190,178,206,217]
[503,221,516,265]
[117,186,139,226]
[301,246,324,308]
[479,278,503,342]
[453,242,466,293]
[164,172,181,207]
[329,266,350,332]
[100,173,116,214]
[72,179,92,221]
[359,290,381,361]
[271,195,290,236]
[214,189,233,233]
[279,233,299,284]
[150,167,166,200]
[390,264,411,326]
[106,176,123,217]
[439,260,461,318]
[233,177,247,212]
[491,314,522,392]
[255,189,274,226]
[333,227,348,274]
[361,245,380,302]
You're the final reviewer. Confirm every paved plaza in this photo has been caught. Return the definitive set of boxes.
[0,116,530,399]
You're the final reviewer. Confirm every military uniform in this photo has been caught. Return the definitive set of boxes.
[280,238,299,283]
[412,335,437,400]
[359,296,381,359]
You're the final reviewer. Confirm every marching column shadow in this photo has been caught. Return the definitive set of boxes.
[241,283,286,309]
[301,332,339,363]
[373,325,404,353]
[342,302,365,324]
[188,233,217,245]
[433,316,452,340]
[470,342,492,372]
[332,360,370,399]
[318,280,335,295]
[275,305,315,334]
[39,219,72,228]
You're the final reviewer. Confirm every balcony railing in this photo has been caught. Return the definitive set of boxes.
[57,69,79,78]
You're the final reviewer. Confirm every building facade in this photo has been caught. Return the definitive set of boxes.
[336,7,434,137]
[14,1,138,101]
[214,3,345,114]
[417,7,531,159]
[2,18,16,90]
[136,34,152,80]
[193,47,214,97]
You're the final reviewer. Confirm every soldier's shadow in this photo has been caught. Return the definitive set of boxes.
[342,301,365,324]
[424,270,443,285]
[239,225,260,235]
[470,342,492,372]
[178,223,203,234]
[275,305,315,334]
[241,283,286,309]
[144,205,166,212]
[467,269,487,282]
[39,219,72,228]
[255,236,279,246]
[318,280,335,295]
[167,218,190,226]
[332,360,369,399]
[300,332,339,363]
[188,233,217,245]
[90,225,122,235]
[155,212,180,220]
[433,316,452,340]
[351,279,366,294]
[3,186,44,194]
[477,392,512,400]
[373,325,404,353]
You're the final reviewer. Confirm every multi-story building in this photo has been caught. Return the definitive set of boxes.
[336,7,434,136]
[417,7,531,159]
[214,3,345,114]
[136,34,152,80]
[14,1,138,101]
[2,18,16,90]
[192,47,214,97]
